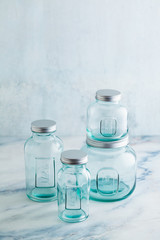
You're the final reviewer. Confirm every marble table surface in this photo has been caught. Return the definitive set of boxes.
[1,136,160,240]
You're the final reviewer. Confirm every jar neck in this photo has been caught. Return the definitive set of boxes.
[32,131,56,138]
[62,163,86,170]
[96,99,119,104]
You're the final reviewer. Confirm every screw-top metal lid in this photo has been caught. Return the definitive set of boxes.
[95,89,121,102]
[86,135,129,148]
[61,150,88,165]
[31,120,56,133]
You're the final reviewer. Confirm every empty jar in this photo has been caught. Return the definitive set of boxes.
[87,89,128,141]
[81,135,136,201]
[57,150,90,223]
[24,120,63,202]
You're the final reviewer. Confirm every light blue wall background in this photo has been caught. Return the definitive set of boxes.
[0,0,160,138]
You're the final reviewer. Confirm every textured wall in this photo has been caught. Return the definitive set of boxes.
[0,0,160,138]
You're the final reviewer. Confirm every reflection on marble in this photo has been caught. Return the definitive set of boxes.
[0,136,160,239]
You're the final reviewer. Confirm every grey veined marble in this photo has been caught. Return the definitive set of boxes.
[0,136,160,240]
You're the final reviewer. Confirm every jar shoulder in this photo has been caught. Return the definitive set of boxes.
[24,136,33,149]
[57,167,90,185]
[125,145,136,158]
[57,168,64,180]
[54,136,63,148]
[24,135,63,152]
[82,144,136,159]
[87,101,127,113]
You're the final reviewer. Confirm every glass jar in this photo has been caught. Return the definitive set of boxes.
[24,120,63,202]
[87,89,128,141]
[81,135,136,201]
[57,150,90,223]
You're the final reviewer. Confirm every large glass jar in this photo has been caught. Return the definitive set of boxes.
[57,150,90,223]
[24,120,63,202]
[81,135,136,201]
[87,89,128,141]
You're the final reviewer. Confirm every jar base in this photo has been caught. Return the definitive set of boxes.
[58,209,88,223]
[27,187,57,202]
[90,180,136,202]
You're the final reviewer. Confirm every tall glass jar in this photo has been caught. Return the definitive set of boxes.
[87,89,128,141]
[24,120,63,202]
[57,150,90,223]
[81,135,136,201]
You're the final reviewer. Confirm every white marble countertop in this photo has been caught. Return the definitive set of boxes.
[1,136,160,240]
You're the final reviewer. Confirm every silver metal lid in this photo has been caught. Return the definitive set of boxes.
[86,135,129,148]
[31,120,56,133]
[95,89,121,102]
[61,150,88,165]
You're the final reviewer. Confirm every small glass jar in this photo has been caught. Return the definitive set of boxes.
[57,150,90,223]
[24,120,63,202]
[81,135,136,201]
[87,89,128,141]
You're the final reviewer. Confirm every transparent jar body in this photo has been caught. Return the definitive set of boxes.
[81,144,136,201]
[24,132,63,202]
[57,164,90,223]
[87,100,128,141]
